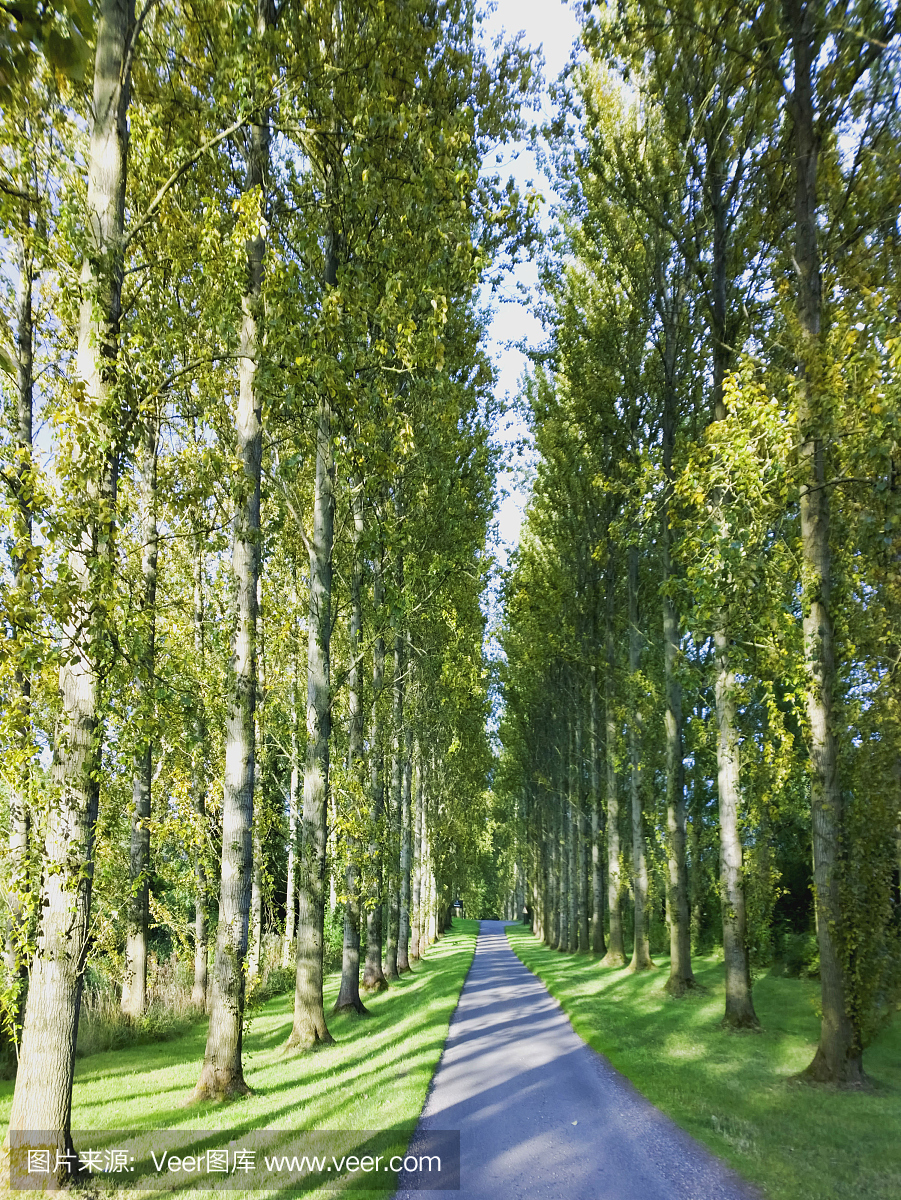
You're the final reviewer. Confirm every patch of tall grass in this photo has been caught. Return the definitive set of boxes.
[76,933,294,1058]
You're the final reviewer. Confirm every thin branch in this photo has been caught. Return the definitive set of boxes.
[122,0,165,87]
[126,116,249,248]
[144,354,247,401]
[0,178,39,204]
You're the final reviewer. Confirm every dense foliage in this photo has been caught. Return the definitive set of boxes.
[0,0,530,1166]
[497,0,901,1086]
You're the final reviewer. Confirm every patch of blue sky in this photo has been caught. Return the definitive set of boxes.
[476,0,582,562]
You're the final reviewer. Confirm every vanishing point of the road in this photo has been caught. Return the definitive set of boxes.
[396,920,760,1200]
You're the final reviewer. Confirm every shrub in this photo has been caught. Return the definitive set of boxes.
[324,905,345,972]
[76,955,198,1057]
[774,930,820,979]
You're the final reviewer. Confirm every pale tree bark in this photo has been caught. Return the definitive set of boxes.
[546,803,557,948]
[566,699,578,952]
[248,577,265,982]
[4,227,35,994]
[409,748,424,961]
[283,738,299,966]
[282,590,301,968]
[540,798,549,942]
[383,585,404,980]
[568,797,578,952]
[627,545,655,972]
[552,768,564,949]
[660,335,693,996]
[575,701,589,952]
[689,687,708,953]
[534,786,547,941]
[329,795,338,914]
[424,782,438,947]
[248,827,263,978]
[122,415,159,1018]
[333,482,368,1015]
[397,706,413,972]
[714,630,757,1026]
[420,797,431,951]
[194,0,273,1097]
[544,728,560,947]
[601,555,626,966]
[788,0,864,1084]
[362,549,388,992]
[688,779,703,952]
[559,802,570,951]
[589,667,606,955]
[567,716,578,952]
[191,539,209,1008]
[701,141,759,1028]
[711,280,758,1026]
[8,0,135,1171]
[287,381,336,1050]
[579,800,590,949]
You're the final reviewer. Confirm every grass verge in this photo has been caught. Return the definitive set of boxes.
[0,920,477,1198]
[506,925,901,1200]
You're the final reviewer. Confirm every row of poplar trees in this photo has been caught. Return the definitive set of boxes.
[0,0,532,1175]
[499,0,901,1089]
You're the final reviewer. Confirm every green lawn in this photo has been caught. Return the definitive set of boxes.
[1,920,477,1198]
[506,924,901,1200]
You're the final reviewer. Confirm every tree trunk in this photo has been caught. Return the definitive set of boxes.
[425,791,438,947]
[701,141,759,1028]
[688,785,703,952]
[383,592,404,980]
[333,481,368,1016]
[8,0,134,1170]
[589,668,606,954]
[661,344,693,996]
[557,790,570,952]
[601,555,626,966]
[4,227,35,999]
[362,550,388,992]
[122,417,159,1019]
[575,704,589,952]
[535,785,547,941]
[420,797,431,951]
[714,628,758,1027]
[194,0,272,1095]
[569,794,578,952]
[410,749,424,962]
[283,599,301,968]
[627,545,655,972]
[567,714,578,952]
[788,0,863,1084]
[283,736,299,968]
[248,821,263,980]
[248,574,267,982]
[552,774,562,949]
[287,383,336,1050]
[397,713,413,972]
[191,540,208,1008]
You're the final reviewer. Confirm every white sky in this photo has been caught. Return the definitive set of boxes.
[478,0,582,557]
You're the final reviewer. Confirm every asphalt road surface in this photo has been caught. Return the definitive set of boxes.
[395,919,760,1200]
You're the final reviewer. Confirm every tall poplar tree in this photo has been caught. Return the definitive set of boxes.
[194,0,275,1100]
[8,0,136,1168]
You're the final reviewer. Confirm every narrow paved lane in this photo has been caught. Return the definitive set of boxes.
[397,920,759,1200]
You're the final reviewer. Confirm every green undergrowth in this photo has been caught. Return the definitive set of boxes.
[0,920,478,1199]
[506,925,901,1200]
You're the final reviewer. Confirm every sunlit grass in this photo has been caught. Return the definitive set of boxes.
[506,925,901,1200]
[0,920,478,1198]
